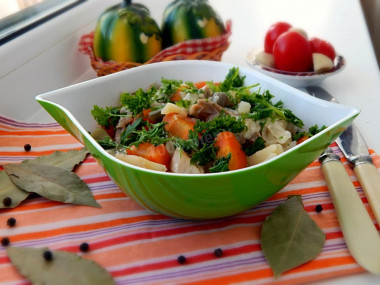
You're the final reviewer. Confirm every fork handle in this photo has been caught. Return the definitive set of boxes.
[321,158,380,274]
[354,162,380,227]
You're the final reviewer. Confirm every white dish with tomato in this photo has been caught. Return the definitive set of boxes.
[246,22,345,88]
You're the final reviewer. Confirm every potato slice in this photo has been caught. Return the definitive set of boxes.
[237,101,251,114]
[170,148,204,174]
[161,102,188,116]
[115,154,167,172]
[247,144,284,166]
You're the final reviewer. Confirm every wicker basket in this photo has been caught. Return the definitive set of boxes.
[78,20,232,77]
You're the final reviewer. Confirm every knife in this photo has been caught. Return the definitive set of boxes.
[305,86,380,226]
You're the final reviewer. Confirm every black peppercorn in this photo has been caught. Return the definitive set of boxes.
[79,242,89,252]
[315,204,323,213]
[1,237,10,247]
[43,250,53,261]
[177,255,186,264]
[7,217,16,227]
[24,144,31,151]
[3,197,12,207]
[213,248,223,258]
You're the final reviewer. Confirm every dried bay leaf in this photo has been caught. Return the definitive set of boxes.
[22,148,89,171]
[0,171,30,208]
[7,246,115,285]
[261,196,325,278]
[3,163,100,208]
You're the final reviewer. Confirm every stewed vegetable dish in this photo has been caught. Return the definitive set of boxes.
[91,67,324,173]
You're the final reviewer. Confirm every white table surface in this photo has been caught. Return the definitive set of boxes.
[1,0,380,284]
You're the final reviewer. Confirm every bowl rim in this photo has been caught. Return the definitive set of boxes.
[36,60,358,178]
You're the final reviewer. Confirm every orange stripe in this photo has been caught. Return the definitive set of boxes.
[5,191,128,215]
[78,225,261,268]
[268,185,329,200]
[183,256,361,285]
[1,150,82,157]
[9,215,153,243]
[184,267,273,285]
[0,130,68,136]
[0,136,78,147]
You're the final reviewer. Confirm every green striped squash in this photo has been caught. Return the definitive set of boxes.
[93,0,162,63]
[162,0,226,48]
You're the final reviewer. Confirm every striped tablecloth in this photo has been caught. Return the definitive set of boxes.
[0,115,379,285]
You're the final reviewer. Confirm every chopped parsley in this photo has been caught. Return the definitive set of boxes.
[91,106,123,128]
[244,137,266,156]
[194,114,246,139]
[293,124,327,141]
[96,136,119,150]
[172,130,199,153]
[309,124,327,136]
[243,90,304,128]
[129,121,169,147]
[120,88,154,116]
[157,78,182,102]
[209,154,231,173]
[219,67,245,91]
[191,140,217,166]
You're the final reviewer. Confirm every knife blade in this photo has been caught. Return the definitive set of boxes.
[305,86,380,225]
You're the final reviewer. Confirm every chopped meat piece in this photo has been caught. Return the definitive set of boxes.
[116,116,133,129]
[114,116,133,143]
[189,99,223,121]
[199,85,213,99]
[211,92,232,107]
[223,108,239,118]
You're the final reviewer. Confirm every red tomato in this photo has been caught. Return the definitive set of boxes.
[264,22,292,54]
[309,37,336,61]
[127,143,171,170]
[273,31,313,72]
[215,131,247,171]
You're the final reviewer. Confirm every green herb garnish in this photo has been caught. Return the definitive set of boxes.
[243,90,304,128]
[219,67,246,91]
[120,88,153,116]
[194,114,246,138]
[209,153,231,173]
[129,121,169,147]
[244,137,266,156]
[91,106,122,128]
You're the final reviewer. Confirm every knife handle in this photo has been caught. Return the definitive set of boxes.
[321,158,380,274]
[354,162,380,227]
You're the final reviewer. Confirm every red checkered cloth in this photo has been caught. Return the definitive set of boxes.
[78,20,232,76]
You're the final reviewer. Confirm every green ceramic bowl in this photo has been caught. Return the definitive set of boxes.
[36,60,359,220]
